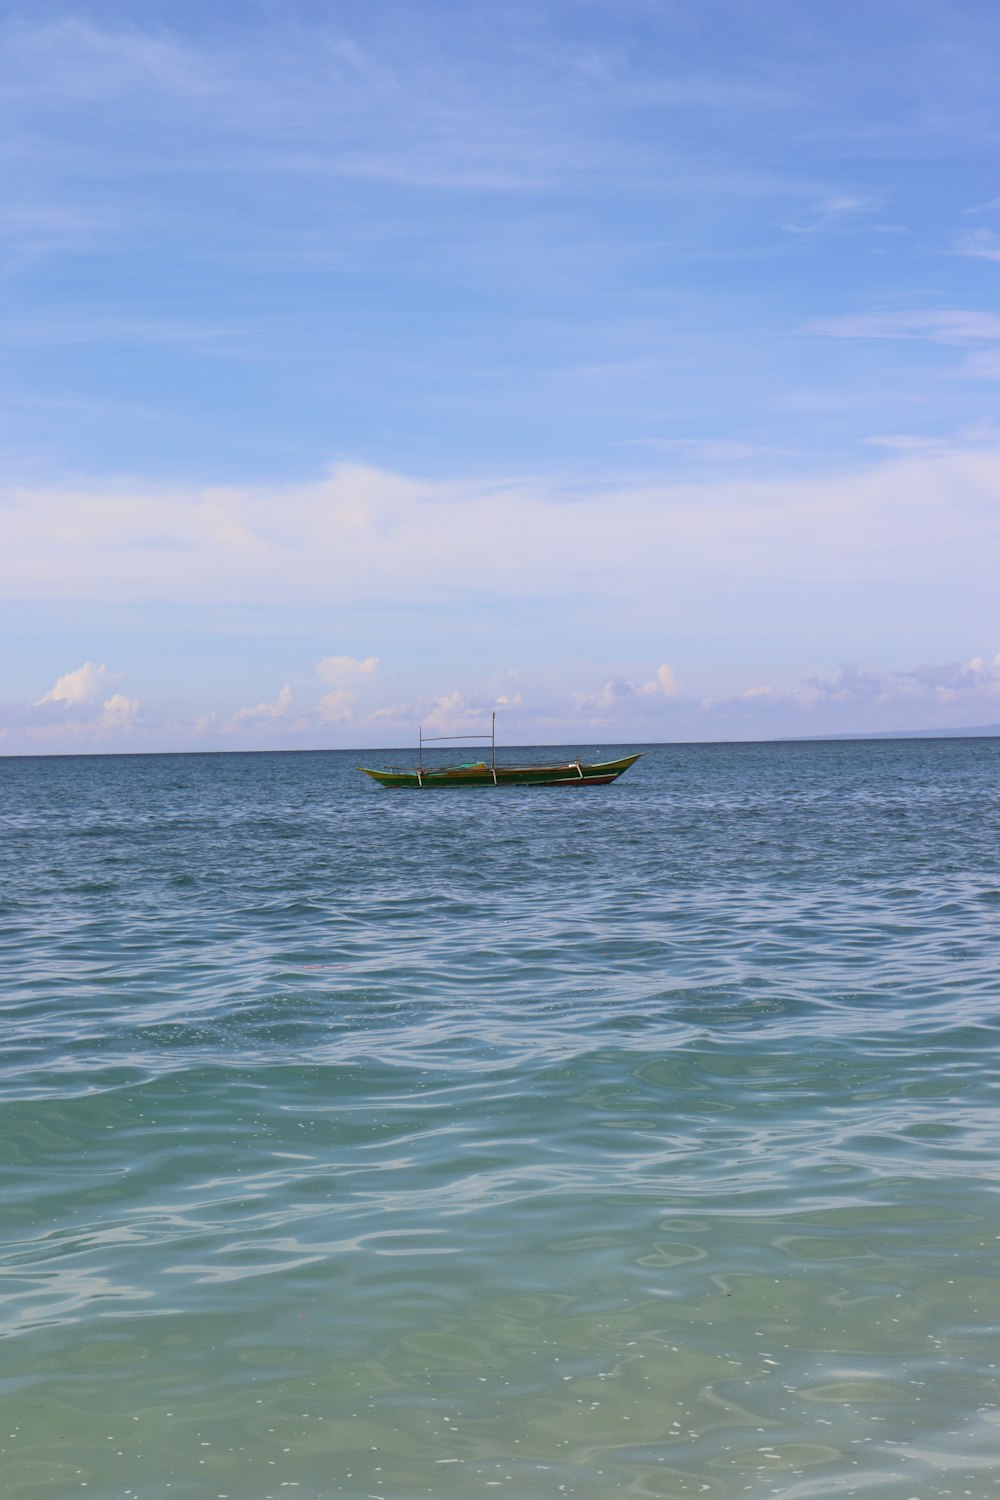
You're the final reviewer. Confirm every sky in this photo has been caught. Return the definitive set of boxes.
[4,0,1000,753]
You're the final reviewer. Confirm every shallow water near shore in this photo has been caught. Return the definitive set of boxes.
[3,739,1000,1500]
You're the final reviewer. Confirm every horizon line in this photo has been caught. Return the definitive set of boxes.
[4,728,1000,762]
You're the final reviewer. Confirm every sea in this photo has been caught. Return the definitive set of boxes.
[2,739,1000,1500]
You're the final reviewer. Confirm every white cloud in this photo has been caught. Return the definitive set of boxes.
[9,645,1000,756]
[1,677,140,747]
[560,649,1000,740]
[315,654,379,685]
[230,683,293,727]
[7,449,1000,619]
[310,655,380,725]
[571,664,678,720]
[7,453,1000,751]
[574,667,679,719]
[316,689,359,723]
[37,660,118,706]
[574,678,633,715]
[310,682,514,738]
[421,690,497,735]
[641,664,679,698]
[794,657,1000,710]
[368,702,411,722]
[98,693,140,734]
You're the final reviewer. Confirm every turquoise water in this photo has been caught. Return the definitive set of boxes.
[3,740,1000,1500]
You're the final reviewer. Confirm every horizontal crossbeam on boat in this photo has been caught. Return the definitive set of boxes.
[419,710,498,773]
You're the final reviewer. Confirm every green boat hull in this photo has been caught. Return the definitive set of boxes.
[360,753,642,789]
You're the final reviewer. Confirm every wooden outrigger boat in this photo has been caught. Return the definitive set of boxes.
[362,754,641,788]
[360,713,641,789]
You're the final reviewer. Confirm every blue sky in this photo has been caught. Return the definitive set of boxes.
[4,0,1000,751]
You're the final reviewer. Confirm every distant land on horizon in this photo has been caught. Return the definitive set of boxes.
[5,726,1000,761]
[805,725,1000,742]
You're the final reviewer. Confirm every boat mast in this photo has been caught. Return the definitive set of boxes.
[491,710,496,771]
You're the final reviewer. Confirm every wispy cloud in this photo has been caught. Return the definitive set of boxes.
[864,421,1000,451]
[4,313,255,350]
[963,196,1000,216]
[866,434,940,450]
[954,228,1000,262]
[780,194,880,235]
[810,310,1000,343]
[2,18,219,107]
[0,13,589,197]
[622,437,794,462]
[958,349,1000,381]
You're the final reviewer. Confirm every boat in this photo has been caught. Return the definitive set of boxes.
[360,713,642,788]
[361,753,641,788]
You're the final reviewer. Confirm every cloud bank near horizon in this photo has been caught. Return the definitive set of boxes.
[3,445,1000,753]
[7,639,1000,758]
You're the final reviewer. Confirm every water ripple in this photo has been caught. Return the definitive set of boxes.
[2,741,1000,1498]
